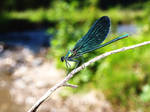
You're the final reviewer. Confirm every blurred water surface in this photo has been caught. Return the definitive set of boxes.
[0,29,52,52]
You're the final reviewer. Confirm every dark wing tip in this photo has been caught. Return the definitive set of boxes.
[100,16,110,21]
[99,16,110,25]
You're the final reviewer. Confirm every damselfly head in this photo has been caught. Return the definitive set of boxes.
[61,56,65,62]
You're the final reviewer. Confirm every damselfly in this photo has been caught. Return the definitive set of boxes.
[61,16,128,68]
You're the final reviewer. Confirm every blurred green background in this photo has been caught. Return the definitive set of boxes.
[1,0,150,112]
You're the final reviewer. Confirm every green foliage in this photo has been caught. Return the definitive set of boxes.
[48,1,150,111]
[46,0,150,110]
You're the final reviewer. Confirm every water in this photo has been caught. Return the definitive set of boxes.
[0,29,52,52]
[117,24,138,35]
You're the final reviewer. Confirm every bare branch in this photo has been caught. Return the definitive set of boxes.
[63,83,78,88]
[27,41,150,112]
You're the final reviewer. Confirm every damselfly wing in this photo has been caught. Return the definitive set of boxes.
[61,16,128,68]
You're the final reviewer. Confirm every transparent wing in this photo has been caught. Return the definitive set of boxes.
[72,16,110,55]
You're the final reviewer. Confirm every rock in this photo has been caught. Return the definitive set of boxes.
[32,58,43,67]
[0,47,113,112]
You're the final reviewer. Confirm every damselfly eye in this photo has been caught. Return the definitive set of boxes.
[61,56,64,62]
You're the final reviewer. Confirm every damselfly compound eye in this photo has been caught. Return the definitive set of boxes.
[61,56,65,62]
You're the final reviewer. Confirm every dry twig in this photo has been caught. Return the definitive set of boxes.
[27,41,150,112]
